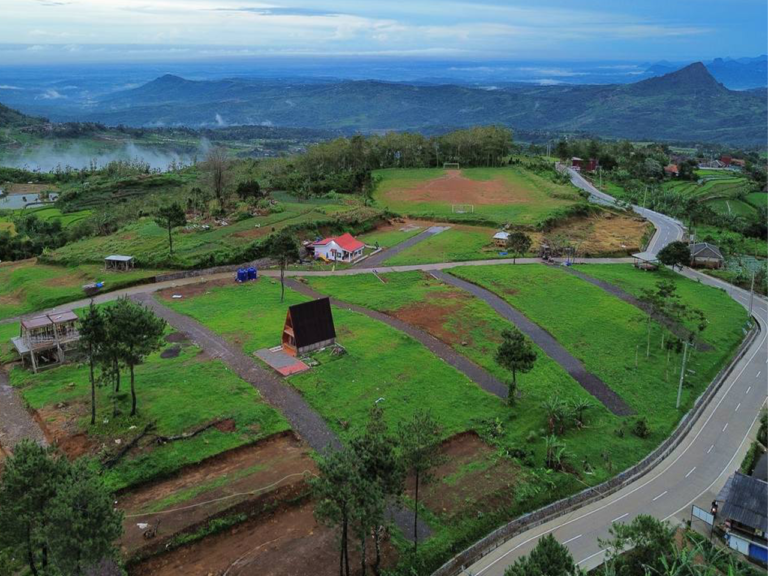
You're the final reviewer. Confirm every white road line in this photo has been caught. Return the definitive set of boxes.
[746,387,751,394]
[736,403,741,412]
[562,534,582,545]
[723,423,729,432]
[685,467,696,478]
[472,330,767,575]
[612,513,629,523]
[757,371,762,378]
[652,491,667,502]
[576,549,605,566]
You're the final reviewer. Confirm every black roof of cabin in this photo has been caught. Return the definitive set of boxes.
[288,298,336,348]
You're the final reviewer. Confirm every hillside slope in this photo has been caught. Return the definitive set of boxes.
[78,64,766,145]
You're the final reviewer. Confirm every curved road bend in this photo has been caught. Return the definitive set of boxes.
[459,176,767,575]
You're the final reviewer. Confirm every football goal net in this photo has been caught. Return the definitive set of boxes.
[452,204,474,214]
[443,162,460,170]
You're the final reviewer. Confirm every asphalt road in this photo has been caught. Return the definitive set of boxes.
[459,173,767,575]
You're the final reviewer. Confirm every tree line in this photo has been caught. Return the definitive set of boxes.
[266,126,513,196]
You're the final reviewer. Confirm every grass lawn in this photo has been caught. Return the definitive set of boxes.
[0,260,162,321]
[705,198,758,218]
[745,192,767,210]
[0,322,19,364]
[357,225,424,248]
[451,264,748,437]
[10,334,289,492]
[386,225,513,265]
[372,167,582,226]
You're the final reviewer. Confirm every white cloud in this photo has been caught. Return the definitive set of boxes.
[0,85,22,90]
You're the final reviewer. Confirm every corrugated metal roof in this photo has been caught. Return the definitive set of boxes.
[719,472,768,532]
[21,316,53,329]
[690,242,723,260]
[48,311,78,324]
[105,255,134,262]
[632,251,659,262]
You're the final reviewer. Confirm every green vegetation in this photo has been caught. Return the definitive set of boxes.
[451,264,748,436]
[372,166,582,226]
[386,226,512,265]
[0,322,19,363]
[357,225,423,248]
[0,260,161,320]
[10,334,289,491]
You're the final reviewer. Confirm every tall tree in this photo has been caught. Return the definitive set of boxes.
[110,298,166,416]
[350,407,404,575]
[203,146,231,208]
[78,303,107,425]
[505,231,532,264]
[45,459,123,575]
[504,534,583,576]
[312,446,362,576]
[154,203,187,256]
[399,410,441,552]
[657,241,691,271]
[0,440,68,576]
[599,515,676,576]
[236,179,263,202]
[495,327,537,405]
[269,230,300,302]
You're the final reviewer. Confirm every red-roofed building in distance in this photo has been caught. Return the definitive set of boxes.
[664,164,679,177]
[310,233,365,263]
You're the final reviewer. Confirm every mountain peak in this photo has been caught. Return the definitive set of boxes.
[630,62,726,94]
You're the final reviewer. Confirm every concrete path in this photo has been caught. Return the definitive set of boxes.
[358,225,450,268]
[431,271,634,416]
[285,279,509,400]
[129,293,430,542]
[0,368,47,452]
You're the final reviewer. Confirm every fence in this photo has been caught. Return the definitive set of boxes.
[432,318,761,576]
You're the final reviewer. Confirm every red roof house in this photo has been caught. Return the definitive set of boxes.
[664,164,679,176]
[311,233,365,263]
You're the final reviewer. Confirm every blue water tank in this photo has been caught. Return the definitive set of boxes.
[247,266,257,280]
[236,268,248,283]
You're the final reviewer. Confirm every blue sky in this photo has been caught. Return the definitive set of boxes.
[1,0,766,64]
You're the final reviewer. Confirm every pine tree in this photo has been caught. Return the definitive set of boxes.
[78,303,107,425]
[154,202,187,256]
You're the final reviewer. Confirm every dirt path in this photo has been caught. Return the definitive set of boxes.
[432,271,634,416]
[0,368,47,453]
[129,294,429,542]
[560,267,712,352]
[286,279,509,400]
[357,225,450,268]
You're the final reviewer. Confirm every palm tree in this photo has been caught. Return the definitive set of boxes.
[571,398,593,429]
[544,435,566,470]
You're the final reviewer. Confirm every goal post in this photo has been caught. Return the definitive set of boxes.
[443,162,460,170]
[451,204,474,214]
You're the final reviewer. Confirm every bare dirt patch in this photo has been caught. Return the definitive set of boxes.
[392,289,474,346]
[386,170,534,206]
[407,432,522,519]
[119,432,316,556]
[6,183,57,195]
[36,403,100,458]
[534,212,647,256]
[165,332,190,344]
[160,345,181,359]
[130,498,396,576]
[156,278,232,302]
[232,225,274,240]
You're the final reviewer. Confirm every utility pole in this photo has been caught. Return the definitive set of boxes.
[643,186,648,209]
[749,271,755,319]
[676,341,690,409]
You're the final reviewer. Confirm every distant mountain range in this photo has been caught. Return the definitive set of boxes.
[646,55,767,90]
[36,63,762,145]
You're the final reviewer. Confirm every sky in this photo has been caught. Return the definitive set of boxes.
[1,0,766,65]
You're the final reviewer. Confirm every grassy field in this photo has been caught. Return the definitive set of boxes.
[386,225,513,265]
[372,167,582,226]
[357,225,424,248]
[45,197,375,269]
[0,260,162,320]
[451,264,748,436]
[9,332,289,491]
[0,322,19,364]
[705,198,758,218]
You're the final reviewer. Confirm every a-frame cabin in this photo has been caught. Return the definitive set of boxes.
[282,298,336,356]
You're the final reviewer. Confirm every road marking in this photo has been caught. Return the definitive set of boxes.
[757,371,762,378]
[471,329,767,575]
[685,467,696,478]
[736,403,741,412]
[652,491,668,502]
[612,513,629,523]
[576,549,605,566]
[562,534,582,545]
[722,423,729,432]
[746,387,751,394]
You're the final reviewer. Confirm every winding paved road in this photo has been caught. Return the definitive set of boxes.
[456,172,767,575]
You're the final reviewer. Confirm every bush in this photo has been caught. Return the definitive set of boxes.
[632,417,651,439]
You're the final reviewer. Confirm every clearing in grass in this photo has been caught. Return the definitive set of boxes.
[372,167,583,226]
